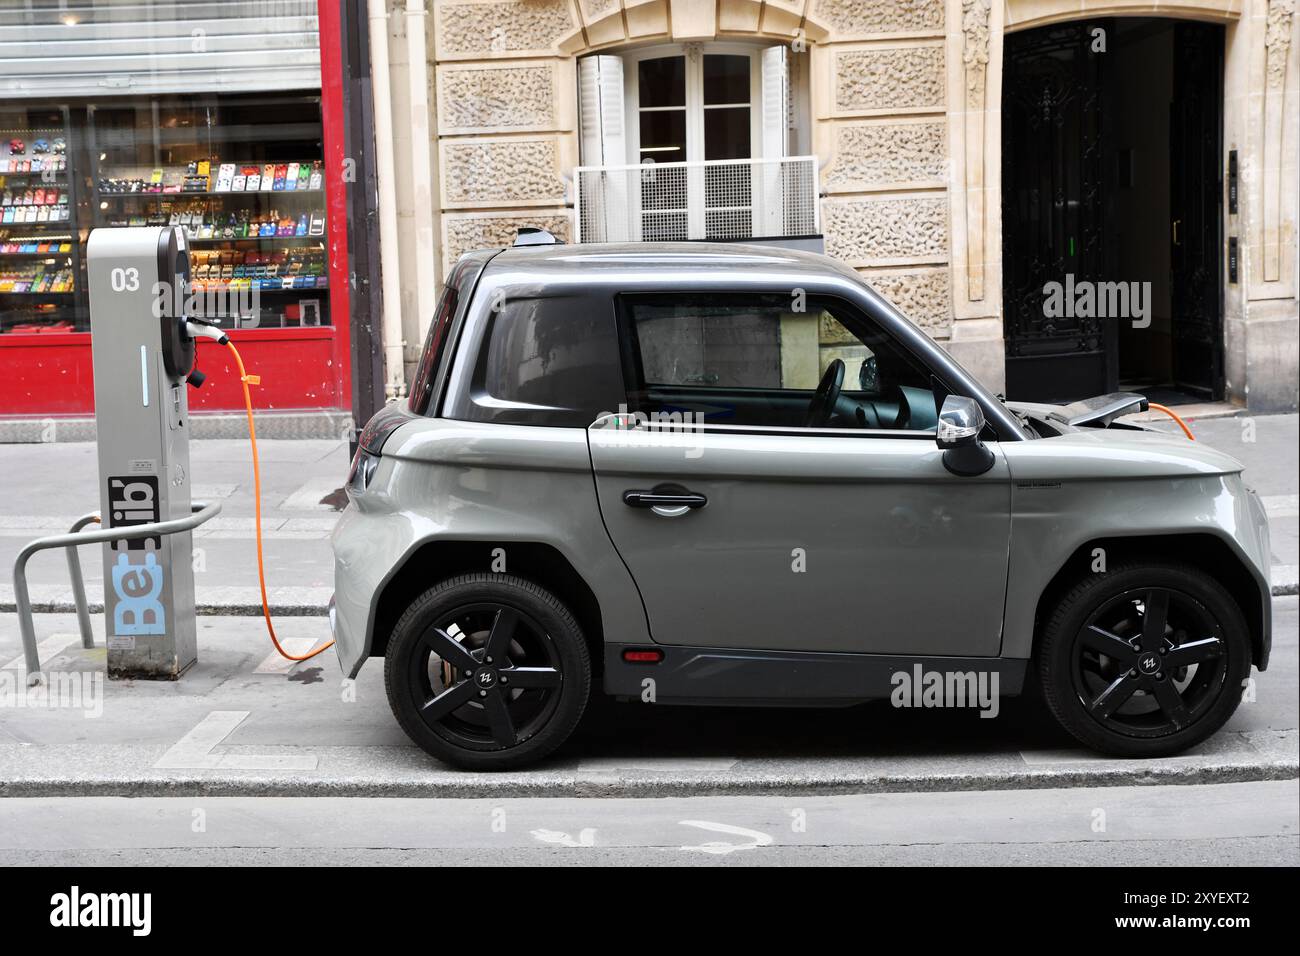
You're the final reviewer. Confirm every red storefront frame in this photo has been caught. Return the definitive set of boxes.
[0,3,353,423]
[0,326,342,417]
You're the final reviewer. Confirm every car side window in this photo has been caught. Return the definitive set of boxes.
[445,293,625,427]
[620,293,940,431]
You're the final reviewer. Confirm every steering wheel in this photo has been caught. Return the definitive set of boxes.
[804,359,845,428]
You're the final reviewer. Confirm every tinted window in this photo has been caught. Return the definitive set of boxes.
[621,293,940,431]
[450,294,623,427]
[410,259,468,415]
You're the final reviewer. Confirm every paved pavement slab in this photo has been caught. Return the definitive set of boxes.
[0,598,1294,799]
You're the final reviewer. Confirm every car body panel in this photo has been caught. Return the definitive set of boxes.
[588,422,1012,656]
[997,430,1272,661]
[330,417,650,678]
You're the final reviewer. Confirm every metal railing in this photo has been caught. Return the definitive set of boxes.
[12,501,221,686]
[574,154,820,244]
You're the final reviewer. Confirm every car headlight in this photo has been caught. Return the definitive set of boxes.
[349,449,381,492]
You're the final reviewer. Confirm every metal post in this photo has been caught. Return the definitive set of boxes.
[13,504,220,686]
[64,513,101,649]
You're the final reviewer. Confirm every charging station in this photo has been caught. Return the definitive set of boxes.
[86,226,201,679]
[15,225,303,685]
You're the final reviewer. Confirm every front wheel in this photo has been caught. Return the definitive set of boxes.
[384,574,590,770]
[1038,563,1251,757]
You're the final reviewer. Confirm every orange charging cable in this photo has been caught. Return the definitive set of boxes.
[225,339,335,662]
[1148,402,1196,441]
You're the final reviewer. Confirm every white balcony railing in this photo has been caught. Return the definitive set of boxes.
[574,155,820,244]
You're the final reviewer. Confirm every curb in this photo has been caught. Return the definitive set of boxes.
[1,760,1295,800]
[0,599,331,617]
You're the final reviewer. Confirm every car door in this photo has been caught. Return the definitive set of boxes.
[588,291,1012,657]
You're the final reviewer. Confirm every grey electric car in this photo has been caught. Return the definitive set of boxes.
[330,235,1272,770]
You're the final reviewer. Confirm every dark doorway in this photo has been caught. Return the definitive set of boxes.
[1001,18,1224,404]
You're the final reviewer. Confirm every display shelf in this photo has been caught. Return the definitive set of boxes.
[0,104,83,335]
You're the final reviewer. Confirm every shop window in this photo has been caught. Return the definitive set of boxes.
[0,93,330,337]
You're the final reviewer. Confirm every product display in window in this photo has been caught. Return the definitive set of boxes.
[0,108,82,335]
[0,262,75,293]
[101,199,324,238]
[190,247,329,290]
[1,95,329,341]
[98,159,322,195]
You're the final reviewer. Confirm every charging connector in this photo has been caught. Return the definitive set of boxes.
[185,320,229,346]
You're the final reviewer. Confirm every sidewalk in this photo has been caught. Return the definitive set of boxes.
[0,437,349,616]
[0,600,1294,798]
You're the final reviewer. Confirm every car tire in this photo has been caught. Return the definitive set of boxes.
[384,573,591,771]
[1038,562,1251,758]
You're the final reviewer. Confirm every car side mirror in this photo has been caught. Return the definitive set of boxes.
[936,396,995,476]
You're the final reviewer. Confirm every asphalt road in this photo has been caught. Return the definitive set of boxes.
[0,780,1293,865]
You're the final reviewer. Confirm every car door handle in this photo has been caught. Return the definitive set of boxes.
[623,488,707,517]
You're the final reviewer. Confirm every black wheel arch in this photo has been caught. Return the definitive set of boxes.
[1032,533,1270,670]
[370,540,605,678]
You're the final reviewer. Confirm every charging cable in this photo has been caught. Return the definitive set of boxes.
[1148,402,1196,441]
[188,322,335,663]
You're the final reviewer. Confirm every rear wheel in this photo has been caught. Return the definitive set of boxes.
[1038,563,1250,757]
[384,574,590,770]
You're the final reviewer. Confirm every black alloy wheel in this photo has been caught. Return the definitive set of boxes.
[1038,563,1251,757]
[385,574,590,770]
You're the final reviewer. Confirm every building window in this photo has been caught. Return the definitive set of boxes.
[576,43,816,244]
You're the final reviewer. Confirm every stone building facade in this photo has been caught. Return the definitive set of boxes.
[377,0,1299,411]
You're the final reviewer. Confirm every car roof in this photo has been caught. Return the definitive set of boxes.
[488,241,860,283]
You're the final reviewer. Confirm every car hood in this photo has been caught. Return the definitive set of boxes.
[1002,422,1246,481]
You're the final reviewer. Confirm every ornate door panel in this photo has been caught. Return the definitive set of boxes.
[1002,23,1113,402]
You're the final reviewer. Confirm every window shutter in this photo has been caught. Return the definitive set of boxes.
[761,46,790,160]
[578,55,629,241]
[578,55,627,166]
[0,1,321,98]
[759,46,790,235]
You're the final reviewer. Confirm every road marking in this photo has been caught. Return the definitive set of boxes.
[191,483,240,499]
[679,820,773,855]
[281,477,345,511]
[2,633,80,671]
[530,828,596,847]
[577,756,739,773]
[253,638,324,675]
[154,710,317,771]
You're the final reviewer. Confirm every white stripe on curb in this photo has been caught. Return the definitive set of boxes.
[253,638,324,675]
[2,633,80,671]
[154,711,318,771]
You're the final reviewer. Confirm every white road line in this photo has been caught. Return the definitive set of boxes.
[281,477,344,511]
[253,638,324,675]
[2,633,80,671]
[153,710,318,771]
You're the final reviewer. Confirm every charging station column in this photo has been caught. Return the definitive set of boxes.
[87,227,199,679]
